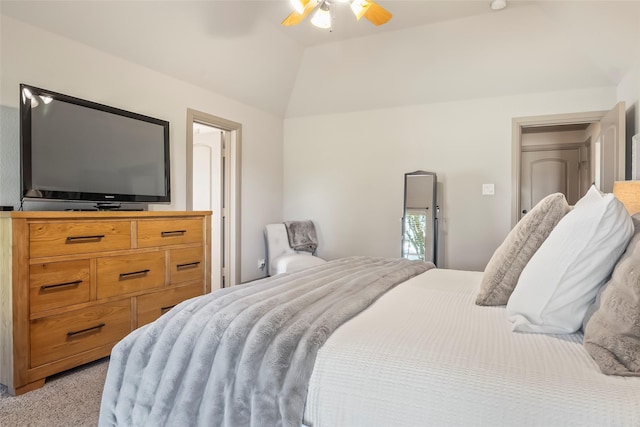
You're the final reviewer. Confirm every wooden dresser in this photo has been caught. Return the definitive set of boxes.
[0,211,211,395]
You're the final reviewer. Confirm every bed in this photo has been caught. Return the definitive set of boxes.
[99,185,640,426]
[304,269,640,426]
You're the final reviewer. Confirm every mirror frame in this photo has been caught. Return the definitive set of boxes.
[401,170,438,265]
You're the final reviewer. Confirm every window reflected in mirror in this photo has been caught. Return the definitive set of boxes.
[402,210,427,261]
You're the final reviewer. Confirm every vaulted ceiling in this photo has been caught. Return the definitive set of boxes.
[2,1,639,117]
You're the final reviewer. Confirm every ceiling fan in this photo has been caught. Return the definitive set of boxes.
[282,0,392,29]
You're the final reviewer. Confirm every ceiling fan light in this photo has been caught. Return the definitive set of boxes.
[311,3,332,29]
[350,0,371,20]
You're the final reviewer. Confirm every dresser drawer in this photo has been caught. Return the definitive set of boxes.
[170,247,204,284]
[137,218,203,248]
[30,260,91,314]
[97,251,165,299]
[30,299,131,367]
[30,221,131,258]
[136,283,203,327]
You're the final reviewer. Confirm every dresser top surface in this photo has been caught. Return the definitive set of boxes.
[4,211,211,220]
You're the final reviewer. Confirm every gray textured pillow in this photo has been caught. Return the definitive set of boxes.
[583,214,640,376]
[476,193,570,306]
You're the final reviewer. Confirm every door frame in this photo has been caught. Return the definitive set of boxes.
[186,108,242,287]
[511,110,606,227]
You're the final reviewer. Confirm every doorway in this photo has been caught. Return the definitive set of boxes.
[512,103,625,226]
[520,126,588,215]
[186,109,242,290]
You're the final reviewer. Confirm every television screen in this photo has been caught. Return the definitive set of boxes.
[20,84,170,206]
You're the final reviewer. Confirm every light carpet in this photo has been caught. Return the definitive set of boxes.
[0,357,109,427]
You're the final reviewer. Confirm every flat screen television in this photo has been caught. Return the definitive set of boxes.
[20,84,171,208]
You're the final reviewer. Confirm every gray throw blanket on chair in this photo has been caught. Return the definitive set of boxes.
[99,257,432,427]
[283,220,318,253]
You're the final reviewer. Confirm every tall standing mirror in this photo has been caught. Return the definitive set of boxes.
[402,171,438,265]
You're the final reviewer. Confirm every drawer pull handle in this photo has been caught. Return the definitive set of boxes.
[160,305,176,314]
[161,230,186,237]
[67,323,106,337]
[40,280,82,291]
[176,261,200,270]
[66,235,105,243]
[119,269,150,280]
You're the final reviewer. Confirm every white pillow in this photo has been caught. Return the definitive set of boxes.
[506,185,633,334]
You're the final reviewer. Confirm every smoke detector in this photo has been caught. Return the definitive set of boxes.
[490,0,507,10]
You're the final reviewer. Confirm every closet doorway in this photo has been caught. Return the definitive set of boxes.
[186,109,242,290]
[512,103,625,227]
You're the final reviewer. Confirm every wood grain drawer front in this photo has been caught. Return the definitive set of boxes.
[170,247,204,284]
[29,221,131,258]
[137,283,203,327]
[30,260,91,314]
[137,218,203,248]
[30,299,131,367]
[97,252,165,299]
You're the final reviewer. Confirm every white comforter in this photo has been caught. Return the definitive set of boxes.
[303,269,640,427]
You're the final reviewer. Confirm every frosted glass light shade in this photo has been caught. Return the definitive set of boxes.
[311,4,332,28]
[350,0,371,20]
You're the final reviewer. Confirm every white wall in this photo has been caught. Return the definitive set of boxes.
[0,16,283,282]
[615,3,640,143]
[284,87,617,271]
[617,60,640,159]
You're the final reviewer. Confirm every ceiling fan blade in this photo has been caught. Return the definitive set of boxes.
[281,0,319,26]
[281,11,306,26]
[363,2,392,26]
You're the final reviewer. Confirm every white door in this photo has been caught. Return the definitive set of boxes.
[520,148,580,217]
[597,102,625,193]
[192,124,223,292]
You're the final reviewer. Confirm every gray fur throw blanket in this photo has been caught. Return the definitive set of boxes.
[283,220,318,253]
[99,256,432,427]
